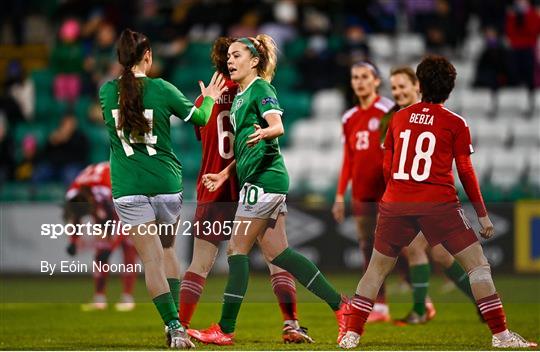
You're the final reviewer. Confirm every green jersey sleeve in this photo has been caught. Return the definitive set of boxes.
[255,83,283,119]
[160,79,215,126]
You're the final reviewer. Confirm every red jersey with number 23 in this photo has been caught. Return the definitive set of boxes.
[194,79,239,204]
[382,102,474,211]
[337,96,394,201]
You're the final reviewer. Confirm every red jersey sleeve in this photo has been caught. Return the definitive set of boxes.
[453,121,474,157]
[456,154,487,217]
[337,129,352,196]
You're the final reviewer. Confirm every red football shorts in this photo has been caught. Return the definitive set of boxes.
[374,206,478,257]
[352,198,379,216]
[192,202,237,243]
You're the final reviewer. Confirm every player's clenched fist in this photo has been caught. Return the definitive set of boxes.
[478,216,495,239]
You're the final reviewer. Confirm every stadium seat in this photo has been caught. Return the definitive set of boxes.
[311,89,345,118]
[498,88,530,113]
[511,117,540,148]
[170,65,212,93]
[273,64,301,90]
[181,42,213,65]
[490,147,527,190]
[31,68,54,92]
[283,38,307,60]
[85,126,110,163]
[469,117,509,147]
[470,147,492,182]
[460,89,492,117]
[279,90,311,120]
[367,34,393,60]
[527,147,540,187]
[395,33,425,59]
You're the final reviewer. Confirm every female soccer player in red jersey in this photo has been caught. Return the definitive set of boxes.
[64,162,137,312]
[332,61,394,322]
[384,67,479,325]
[339,56,537,349]
[180,37,313,344]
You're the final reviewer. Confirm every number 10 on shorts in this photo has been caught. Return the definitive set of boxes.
[242,184,259,205]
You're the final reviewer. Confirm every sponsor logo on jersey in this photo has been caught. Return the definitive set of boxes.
[261,97,278,105]
[368,117,380,131]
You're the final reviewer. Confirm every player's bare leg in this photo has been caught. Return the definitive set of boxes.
[131,220,193,349]
[261,229,314,343]
[453,242,536,348]
[115,240,137,311]
[182,238,219,330]
[355,216,390,322]
[259,214,345,343]
[340,249,397,349]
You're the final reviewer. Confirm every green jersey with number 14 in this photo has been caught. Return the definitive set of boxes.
[99,74,214,198]
[230,77,289,194]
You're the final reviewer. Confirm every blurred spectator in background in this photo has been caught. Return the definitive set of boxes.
[0,114,15,185]
[505,0,540,116]
[473,26,515,116]
[33,113,88,185]
[2,60,35,123]
[259,0,298,50]
[84,22,118,93]
[423,0,459,54]
[14,134,37,182]
[229,10,260,38]
[51,18,84,103]
[335,22,372,90]
[298,7,336,91]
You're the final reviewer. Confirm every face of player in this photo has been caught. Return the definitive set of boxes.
[227,41,259,86]
[390,73,419,108]
[350,66,380,101]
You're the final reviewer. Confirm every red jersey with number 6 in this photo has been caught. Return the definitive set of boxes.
[194,79,239,204]
[382,102,474,209]
[337,96,394,201]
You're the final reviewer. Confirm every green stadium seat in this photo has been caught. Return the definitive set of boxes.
[74,95,93,128]
[279,90,311,120]
[170,65,212,93]
[273,64,300,90]
[85,126,110,163]
[284,38,307,61]
[0,182,32,201]
[34,182,65,201]
[31,68,54,92]
[182,42,213,65]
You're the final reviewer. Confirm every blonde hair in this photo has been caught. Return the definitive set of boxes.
[236,34,278,82]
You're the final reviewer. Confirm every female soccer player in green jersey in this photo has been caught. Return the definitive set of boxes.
[99,29,226,349]
[189,35,348,346]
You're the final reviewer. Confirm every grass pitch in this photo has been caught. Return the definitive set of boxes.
[1,274,538,350]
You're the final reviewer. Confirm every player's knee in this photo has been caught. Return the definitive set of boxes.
[468,263,493,285]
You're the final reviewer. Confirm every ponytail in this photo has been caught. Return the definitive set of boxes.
[116,29,151,134]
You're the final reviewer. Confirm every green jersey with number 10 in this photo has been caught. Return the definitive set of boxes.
[230,77,289,194]
[99,74,214,198]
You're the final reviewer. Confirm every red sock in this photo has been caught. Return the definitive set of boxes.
[477,293,507,334]
[271,272,298,321]
[121,242,137,295]
[346,294,374,335]
[179,271,206,328]
[361,241,386,304]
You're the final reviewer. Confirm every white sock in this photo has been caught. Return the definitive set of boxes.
[494,329,511,341]
[284,320,299,329]
[372,303,389,314]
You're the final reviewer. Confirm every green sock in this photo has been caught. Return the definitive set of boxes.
[219,254,249,334]
[152,292,178,325]
[271,248,341,311]
[410,264,430,315]
[444,260,474,301]
[167,278,180,313]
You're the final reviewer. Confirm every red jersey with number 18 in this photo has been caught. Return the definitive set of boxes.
[382,102,474,209]
[194,79,239,204]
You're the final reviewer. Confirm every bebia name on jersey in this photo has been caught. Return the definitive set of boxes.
[409,112,435,125]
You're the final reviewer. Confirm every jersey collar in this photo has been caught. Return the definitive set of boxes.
[236,76,260,96]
